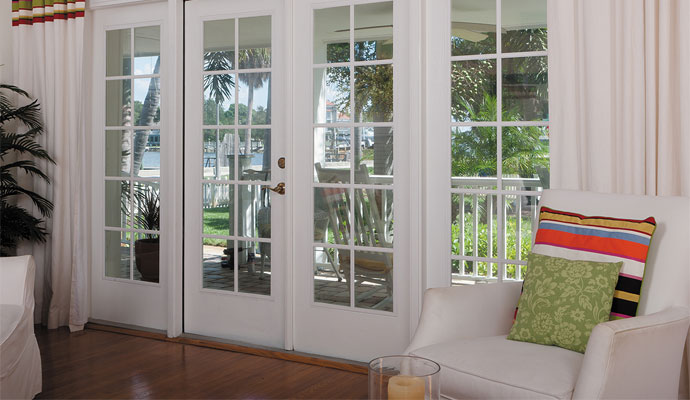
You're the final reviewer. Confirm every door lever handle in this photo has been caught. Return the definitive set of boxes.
[264,182,286,195]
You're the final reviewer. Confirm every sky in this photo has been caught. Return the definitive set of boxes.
[133,55,270,112]
[133,56,158,102]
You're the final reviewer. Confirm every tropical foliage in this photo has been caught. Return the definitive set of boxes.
[451,28,548,122]
[325,40,394,175]
[0,84,54,256]
[326,41,393,123]
[320,28,548,279]
[451,94,549,179]
[202,101,270,130]
[135,188,160,239]
[451,211,532,279]
[202,48,272,168]
[448,28,548,279]
[204,51,235,103]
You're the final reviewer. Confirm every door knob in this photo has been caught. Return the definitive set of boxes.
[264,182,286,195]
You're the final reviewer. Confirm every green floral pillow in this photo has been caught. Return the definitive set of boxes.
[507,253,622,353]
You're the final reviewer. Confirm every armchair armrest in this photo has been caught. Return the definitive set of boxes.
[405,281,523,353]
[0,256,34,306]
[573,307,690,400]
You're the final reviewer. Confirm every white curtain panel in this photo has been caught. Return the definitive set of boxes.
[548,0,690,196]
[11,0,88,331]
[548,1,690,396]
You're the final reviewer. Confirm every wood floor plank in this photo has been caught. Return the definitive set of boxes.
[36,327,368,399]
[87,323,369,375]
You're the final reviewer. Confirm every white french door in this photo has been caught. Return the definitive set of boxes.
[117,0,414,359]
[89,0,419,363]
[183,0,287,347]
[91,2,169,331]
[291,0,414,362]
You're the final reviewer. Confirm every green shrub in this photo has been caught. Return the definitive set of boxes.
[451,208,532,278]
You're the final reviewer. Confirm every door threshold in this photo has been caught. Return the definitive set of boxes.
[86,322,368,374]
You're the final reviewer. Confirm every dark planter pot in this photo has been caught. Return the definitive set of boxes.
[135,238,159,283]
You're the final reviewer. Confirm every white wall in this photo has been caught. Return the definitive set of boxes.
[0,0,13,83]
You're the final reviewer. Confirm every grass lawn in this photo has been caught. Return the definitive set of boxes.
[203,206,230,246]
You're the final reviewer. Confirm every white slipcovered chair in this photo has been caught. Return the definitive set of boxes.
[0,255,42,399]
[406,190,690,399]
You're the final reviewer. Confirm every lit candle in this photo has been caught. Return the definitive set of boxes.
[388,375,425,400]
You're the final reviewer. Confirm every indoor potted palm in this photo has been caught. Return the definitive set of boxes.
[134,188,160,282]
[0,84,54,256]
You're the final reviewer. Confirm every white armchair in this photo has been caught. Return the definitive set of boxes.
[1,255,42,399]
[406,190,690,399]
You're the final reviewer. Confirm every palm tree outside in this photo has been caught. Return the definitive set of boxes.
[238,48,270,157]
[203,51,234,207]
[204,50,235,181]
[132,57,161,176]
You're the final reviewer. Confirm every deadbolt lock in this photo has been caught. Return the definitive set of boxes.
[278,157,286,169]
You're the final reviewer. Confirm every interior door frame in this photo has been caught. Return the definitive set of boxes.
[423,0,452,290]
[166,0,185,339]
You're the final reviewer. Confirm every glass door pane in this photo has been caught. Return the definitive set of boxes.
[313,1,394,312]
[104,25,162,284]
[201,15,273,297]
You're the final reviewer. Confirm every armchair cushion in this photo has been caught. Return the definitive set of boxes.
[508,253,622,353]
[409,335,584,400]
[532,206,656,319]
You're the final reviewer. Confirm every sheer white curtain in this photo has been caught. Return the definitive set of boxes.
[548,0,690,196]
[12,1,89,331]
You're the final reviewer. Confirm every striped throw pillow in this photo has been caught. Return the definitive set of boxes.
[531,207,656,320]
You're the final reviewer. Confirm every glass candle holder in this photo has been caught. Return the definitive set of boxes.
[368,355,441,400]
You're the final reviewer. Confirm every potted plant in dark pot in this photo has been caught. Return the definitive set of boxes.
[0,84,54,256]
[134,188,160,283]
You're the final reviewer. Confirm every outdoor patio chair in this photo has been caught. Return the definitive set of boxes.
[315,162,393,309]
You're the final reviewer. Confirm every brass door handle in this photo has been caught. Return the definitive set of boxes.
[264,182,286,195]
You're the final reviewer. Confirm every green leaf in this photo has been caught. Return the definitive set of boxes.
[1,160,51,182]
[0,201,48,255]
[0,84,53,254]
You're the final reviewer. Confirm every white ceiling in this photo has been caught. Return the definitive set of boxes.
[452,0,546,29]
[203,16,272,52]
[197,1,546,53]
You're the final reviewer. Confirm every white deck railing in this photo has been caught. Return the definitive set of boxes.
[452,176,544,284]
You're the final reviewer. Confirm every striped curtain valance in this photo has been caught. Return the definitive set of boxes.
[12,0,85,26]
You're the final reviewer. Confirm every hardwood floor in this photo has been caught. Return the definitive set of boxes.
[35,327,368,399]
